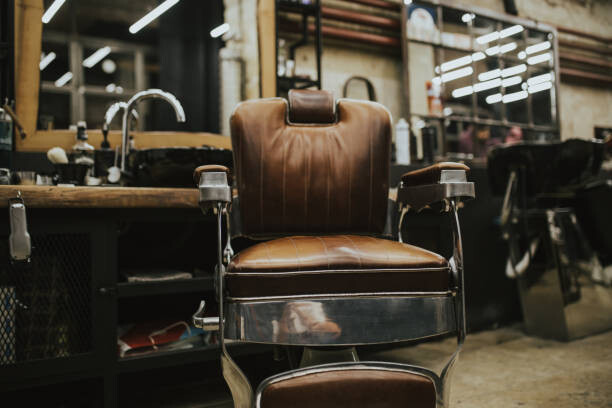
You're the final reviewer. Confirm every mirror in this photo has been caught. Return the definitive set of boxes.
[38,0,223,134]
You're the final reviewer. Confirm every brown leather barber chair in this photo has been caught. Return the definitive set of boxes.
[192,90,475,408]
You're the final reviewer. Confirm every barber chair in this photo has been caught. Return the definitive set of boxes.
[488,139,612,340]
[192,90,475,407]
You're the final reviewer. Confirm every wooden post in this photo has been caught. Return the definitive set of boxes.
[258,0,276,98]
[14,0,43,148]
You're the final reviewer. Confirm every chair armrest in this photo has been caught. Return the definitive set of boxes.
[193,165,232,209]
[397,162,475,210]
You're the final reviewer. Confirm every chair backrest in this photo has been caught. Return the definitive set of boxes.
[230,90,392,237]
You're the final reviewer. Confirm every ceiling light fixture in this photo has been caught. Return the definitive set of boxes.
[452,85,473,98]
[527,73,553,86]
[473,78,502,92]
[478,69,501,82]
[441,55,473,72]
[39,52,56,71]
[461,13,475,23]
[528,81,553,94]
[210,23,230,38]
[42,0,66,24]
[440,66,473,83]
[525,41,551,55]
[501,64,526,77]
[54,72,73,87]
[499,42,517,54]
[130,0,181,34]
[501,75,522,87]
[527,53,552,65]
[82,46,111,68]
[476,31,500,45]
[502,90,528,103]
[486,93,502,104]
[500,25,524,38]
[517,51,527,60]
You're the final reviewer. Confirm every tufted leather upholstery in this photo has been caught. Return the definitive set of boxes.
[226,235,449,298]
[260,368,436,408]
[230,96,392,237]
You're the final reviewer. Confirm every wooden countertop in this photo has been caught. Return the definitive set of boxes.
[0,185,199,209]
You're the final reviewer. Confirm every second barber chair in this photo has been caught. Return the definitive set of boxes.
[193,90,475,407]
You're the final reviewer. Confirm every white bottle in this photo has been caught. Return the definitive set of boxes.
[395,118,411,165]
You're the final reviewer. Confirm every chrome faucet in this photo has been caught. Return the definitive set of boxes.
[120,89,186,172]
[102,102,139,149]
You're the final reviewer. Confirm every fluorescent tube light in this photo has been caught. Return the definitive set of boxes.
[502,76,522,87]
[528,81,553,94]
[82,46,111,68]
[39,52,56,70]
[478,69,501,82]
[500,25,523,38]
[42,0,66,24]
[501,64,526,77]
[452,86,473,98]
[473,78,501,92]
[526,41,551,55]
[499,42,517,54]
[441,55,473,72]
[432,77,442,85]
[502,90,528,103]
[476,31,500,45]
[54,72,73,87]
[441,66,473,83]
[486,93,502,104]
[527,73,553,86]
[210,23,230,38]
[130,0,181,34]
[471,52,486,61]
[486,45,500,56]
[527,53,552,65]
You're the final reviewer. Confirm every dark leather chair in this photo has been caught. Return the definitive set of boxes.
[192,90,475,408]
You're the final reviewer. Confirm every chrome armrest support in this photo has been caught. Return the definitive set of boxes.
[397,169,475,212]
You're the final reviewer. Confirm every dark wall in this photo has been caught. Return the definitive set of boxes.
[156,0,223,133]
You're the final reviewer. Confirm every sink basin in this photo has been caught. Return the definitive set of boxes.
[127,146,233,187]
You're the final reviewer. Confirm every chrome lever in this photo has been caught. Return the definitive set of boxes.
[192,300,221,331]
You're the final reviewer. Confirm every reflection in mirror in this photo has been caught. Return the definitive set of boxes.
[38,0,223,134]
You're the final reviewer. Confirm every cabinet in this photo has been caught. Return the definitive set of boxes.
[0,206,270,407]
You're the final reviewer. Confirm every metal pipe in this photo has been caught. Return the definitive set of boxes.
[320,6,400,30]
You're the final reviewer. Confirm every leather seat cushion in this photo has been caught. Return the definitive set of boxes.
[260,368,436,408]
[226,235,449,298]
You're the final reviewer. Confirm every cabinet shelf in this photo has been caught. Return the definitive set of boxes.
[117,343,267,373]
[117,276,214,298]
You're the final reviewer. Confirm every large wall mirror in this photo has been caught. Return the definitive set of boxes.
[38,0,223,134]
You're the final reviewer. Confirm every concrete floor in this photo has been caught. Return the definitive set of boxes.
[193,326,612,407]
[366,326,612,408]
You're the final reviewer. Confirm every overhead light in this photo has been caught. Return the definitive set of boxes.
[39,52,56,70]
[502,90,528,103]
[105,83,116,93]
[486,93,502,104]
[471,51,486,61]
[83,46,111,68]
[129,0,181,34]
[403,0,413,5]
[500,25,524,38]
[441,66,473,83]
[501,76,522,87]
[474,78,501,92]
[443,107,453,116]
[499,42,517,54]
[528,81,553,94]
[210,23,230,38]
[485,45,500,56]
[478,69,501,82]
[476,31,500,45]
[501,64,526,77]
[432,77,442,86]
[42,0,66,24]
[527,73,553,86]
[441,55,473,72]
[461,13,475,23]
[452,86,473,98]
[54,72,73,87]
[526,41,551,55]
[527,53,552,65]
[518,51,527,60]
[522,82,528,90]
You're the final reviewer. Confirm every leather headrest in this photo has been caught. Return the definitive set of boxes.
[288,89,335,124]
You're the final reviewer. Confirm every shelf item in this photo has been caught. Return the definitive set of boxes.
[117,276,214,298]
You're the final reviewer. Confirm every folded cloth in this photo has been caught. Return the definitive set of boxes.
[122,269,193,283]
[117,320,206,358]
